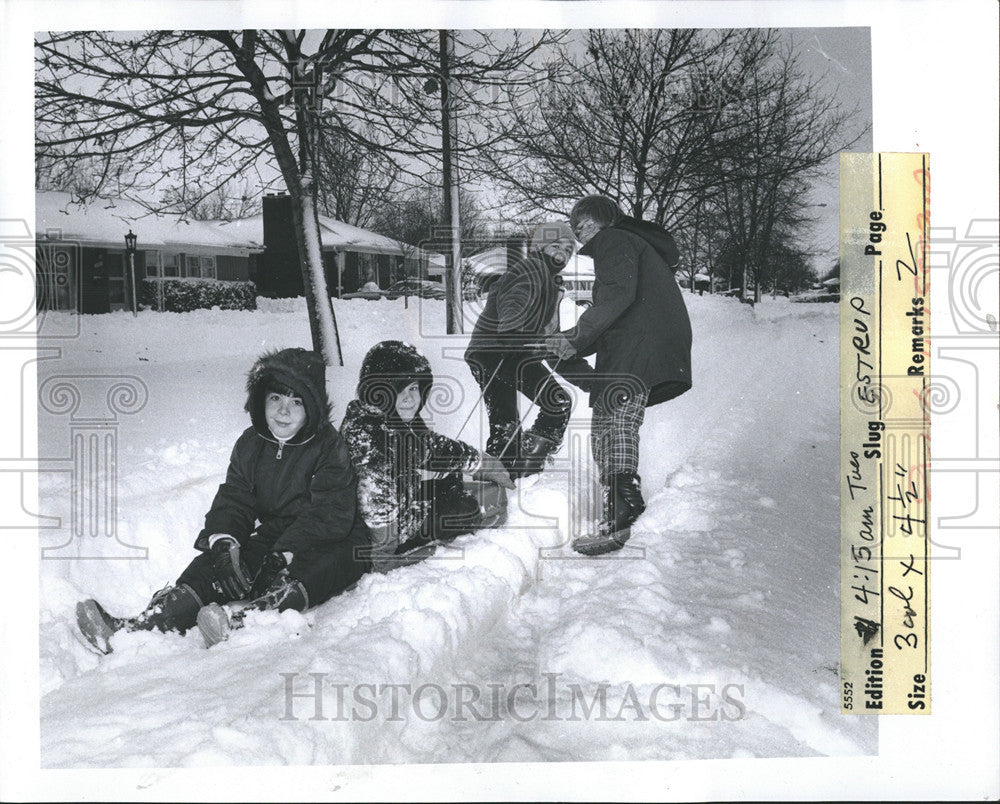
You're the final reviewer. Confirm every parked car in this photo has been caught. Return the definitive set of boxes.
[341,288,388,300]
[384,279,447,300]
[560,276,594,307]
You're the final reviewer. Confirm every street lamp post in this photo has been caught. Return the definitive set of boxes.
[124,229,138,317]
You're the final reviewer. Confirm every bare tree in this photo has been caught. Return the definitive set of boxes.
[478,30,753,228]
[477,29,863,302]
[312,129,401,228]
[36,29,557,361]
[697,30,864,301]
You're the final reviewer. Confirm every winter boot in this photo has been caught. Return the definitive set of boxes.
[466,479,508,529]
[613,472,646,525]
[76,584,202,654]
[127,584,203,634]
[197,572,308,648]
[571,473,644,556]
[487,421,538,480]
[523,420,566,454]
[76,599,124,655]
[245,570,308,614]
[486,422,520,467]
[196,603,232,648]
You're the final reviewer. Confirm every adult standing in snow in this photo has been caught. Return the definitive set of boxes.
[341,340,514,573]
[465,221,593,478]
[76,347,372,652]
[546,195,692,555]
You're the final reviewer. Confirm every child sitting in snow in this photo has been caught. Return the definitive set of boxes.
[76,347,372,652]
[340,341,515,573]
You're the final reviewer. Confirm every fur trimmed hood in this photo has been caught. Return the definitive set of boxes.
[356,340,434,416]
[245,348,331,442]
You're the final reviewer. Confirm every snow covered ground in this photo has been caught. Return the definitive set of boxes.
[37,293,877,767]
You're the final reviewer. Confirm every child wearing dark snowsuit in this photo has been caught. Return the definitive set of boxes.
[464,221,594,478]
[76,348,371,653]
[340,341,514,573]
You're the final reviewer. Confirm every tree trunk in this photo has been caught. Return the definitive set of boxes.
[273,160,344,367]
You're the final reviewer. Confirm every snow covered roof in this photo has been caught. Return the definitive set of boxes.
[318,215,414,256]
[35,191,254,255]
[36,191,418,259]
[464,246,508,277]
[214,214,418,257]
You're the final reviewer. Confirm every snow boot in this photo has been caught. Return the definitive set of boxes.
[469,479,508,529]
[523,421,565,454]
[486,422,520,467]
[76,599,124,655]
[245,571,308,614]
[196,603,232,648]
[614,472,646,524]
[197,572,308,648]
[488,421,538,480]
[127,584,203,635]
[571,472,645,556]
[76,584,202,654]
[508,418,564,479]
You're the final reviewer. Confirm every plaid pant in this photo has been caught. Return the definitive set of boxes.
[590,385,648,483]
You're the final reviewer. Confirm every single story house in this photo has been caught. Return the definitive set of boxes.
[225,194,443,298]
[36,190,257,314]
[35,191,441,312]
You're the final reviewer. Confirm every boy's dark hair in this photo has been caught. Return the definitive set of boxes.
[570,195,624,231]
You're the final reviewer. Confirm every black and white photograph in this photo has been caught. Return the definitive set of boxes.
[1,1,997,801]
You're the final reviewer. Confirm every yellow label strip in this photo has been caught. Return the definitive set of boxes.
[840,152,931,714]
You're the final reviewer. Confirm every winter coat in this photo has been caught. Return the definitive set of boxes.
[465,251,564,360]
[341,341,481,552]
[195,348,370,558]
[567,219,692,408]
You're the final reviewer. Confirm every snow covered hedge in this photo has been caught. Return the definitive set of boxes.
[140,278,257,312]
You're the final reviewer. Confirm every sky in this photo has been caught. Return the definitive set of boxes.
[789,27,873,273]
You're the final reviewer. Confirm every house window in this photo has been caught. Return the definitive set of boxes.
[185,255,216,279]
[144,250,162,278]
[162,253,181,278]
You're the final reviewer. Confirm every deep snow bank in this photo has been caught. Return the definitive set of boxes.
[37,294,876,766]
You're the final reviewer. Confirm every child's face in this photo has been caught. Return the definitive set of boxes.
[264,391,307,440]
[541,239,575,269]
[394,381,422,422]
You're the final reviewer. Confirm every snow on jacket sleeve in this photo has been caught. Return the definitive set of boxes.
[196,430,259,550]
[341,405,400,530]
[420,430,481,477]
[566,230,641,355]
[271,427,361,554]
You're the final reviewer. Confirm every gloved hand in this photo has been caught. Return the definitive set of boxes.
[472,453,516,489]
[211,537,252,600]
[544,333,577,360]
[249,551,289,599]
